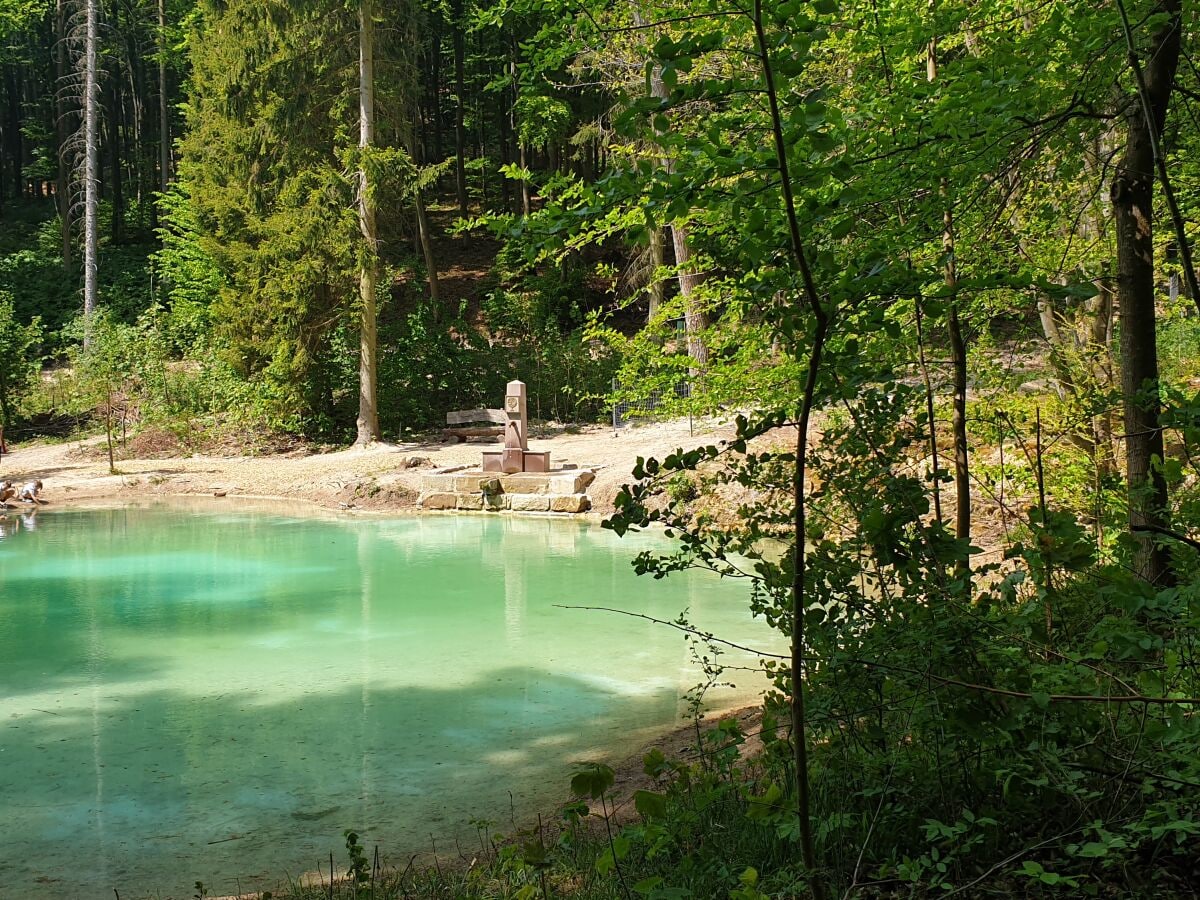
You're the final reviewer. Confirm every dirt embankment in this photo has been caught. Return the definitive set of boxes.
[0,418,744,518]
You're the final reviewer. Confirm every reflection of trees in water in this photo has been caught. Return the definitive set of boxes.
[0,507,770,898]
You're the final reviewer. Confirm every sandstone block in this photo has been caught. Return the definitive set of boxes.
[509,494,550,512]
[550,471,595,494]
[456,494,484,510]
[418,491,458,510]
[496,473,552,494]
[420,474,448,491]
[550,493,591,513]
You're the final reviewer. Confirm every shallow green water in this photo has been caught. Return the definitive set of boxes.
[0,505,776,898]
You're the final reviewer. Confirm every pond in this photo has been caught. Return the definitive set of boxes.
[0,505,778,898]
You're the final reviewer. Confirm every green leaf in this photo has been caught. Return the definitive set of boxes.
[612,835,631,860]
[634,790,668,820]
[570,763,615,799]
[633,877,663,896]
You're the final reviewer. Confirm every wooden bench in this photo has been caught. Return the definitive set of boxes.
[441,408,506,442]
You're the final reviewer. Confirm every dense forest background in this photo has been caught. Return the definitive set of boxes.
[3,0,1200,896]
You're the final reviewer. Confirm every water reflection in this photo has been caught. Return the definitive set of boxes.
[0,507,777,898]
[0,508,36,540]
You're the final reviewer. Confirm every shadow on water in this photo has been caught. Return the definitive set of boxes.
[0,505,776,899]
[1,667,687,900]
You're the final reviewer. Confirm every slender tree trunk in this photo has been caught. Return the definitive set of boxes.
[429,15,443,163]
[451,0,468,216]
[106,393,115,473]
[947,278,970,551]
[752,4,827,896]
[518,138,531,215]
[5,66,23,202]
[415,189,440,313]
[158,0,171,191]
[1111,0,1181,584]
[56,0,72,270]
[123,18,146,213]
[914,298,943,523]
[0,85,5,217]
[107,72,123,245]
[355,0,380,445]
[497,77,512,212]
[928,31,970,575]
[647,226,664,323]
[1087,277,1118,476]
[509,46,529,215]
[477,101,488,205]
[83,0,100,330]
[669,223,707,369]
[638,6,707,370]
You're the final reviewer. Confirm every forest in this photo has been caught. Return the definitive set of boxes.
[2,0,1200,895]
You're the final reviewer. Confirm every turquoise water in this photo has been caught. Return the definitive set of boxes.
[0,505,776,898]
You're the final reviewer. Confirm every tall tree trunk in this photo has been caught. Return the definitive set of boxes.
[647,226,664,323]
[751,3,828,894]
[518,138,531,215]
[669,223,707,369]
[638,6,707,370]
[928,31,970,575]
[355,0,380,445]
[509,45,529,215]
[83,0,100,330]
[429,15,443,164]
[451,0,468,216]
[106,71,123,245]
[1111,0,1181,584]
[158,0,171,191]
[0,81,5,217]
[497,78,512,212]
[123,16,145,214]
[56,0,72,270]
[4,65,23,202]
[415,189,440,315]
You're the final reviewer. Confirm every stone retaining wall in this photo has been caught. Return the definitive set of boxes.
[417,469,595,514]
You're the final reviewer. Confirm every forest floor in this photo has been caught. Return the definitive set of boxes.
[0,416,741,518]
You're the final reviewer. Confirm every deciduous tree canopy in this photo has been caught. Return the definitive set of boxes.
[1,0,1199,893]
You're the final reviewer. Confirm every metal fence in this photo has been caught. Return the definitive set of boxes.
[611,377,693,435]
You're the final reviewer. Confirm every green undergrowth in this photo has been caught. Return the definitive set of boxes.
[190,677,1200,899]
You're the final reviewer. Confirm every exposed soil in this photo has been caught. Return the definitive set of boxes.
[0,417,746,519]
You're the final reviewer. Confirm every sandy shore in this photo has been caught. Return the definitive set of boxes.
[0,418,739,518]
